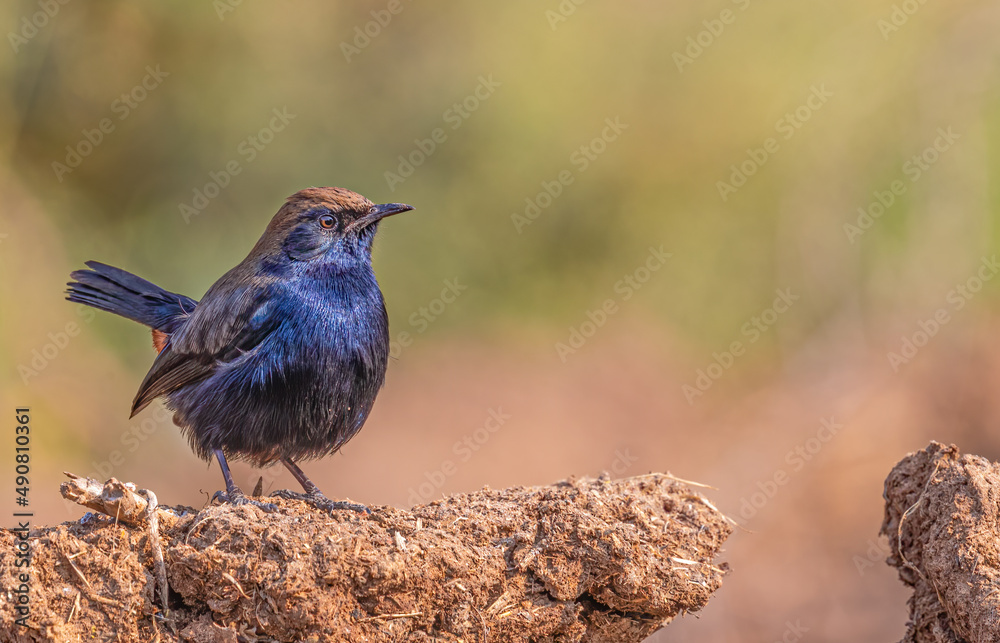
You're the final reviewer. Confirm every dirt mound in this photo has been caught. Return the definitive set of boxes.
[881,442,1000,643]
[0,474,732,642]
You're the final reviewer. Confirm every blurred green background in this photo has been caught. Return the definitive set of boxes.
[3,1,1000,640]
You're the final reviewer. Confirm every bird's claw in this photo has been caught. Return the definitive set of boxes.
[213,488,278,513]
[270,489,371,514]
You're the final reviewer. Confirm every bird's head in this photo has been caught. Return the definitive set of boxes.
[254,187,413,264]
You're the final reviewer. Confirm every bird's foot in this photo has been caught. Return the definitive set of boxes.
[270,489,370,515]
[212,487,278,512]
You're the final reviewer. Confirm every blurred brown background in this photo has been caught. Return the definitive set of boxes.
[3,1,1000,640]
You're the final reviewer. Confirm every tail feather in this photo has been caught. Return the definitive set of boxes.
[67,261,197,333]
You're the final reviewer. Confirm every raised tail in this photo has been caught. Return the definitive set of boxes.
[67,261,197,333]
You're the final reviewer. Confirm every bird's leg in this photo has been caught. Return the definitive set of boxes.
[270,457,370,514]
[211,449,276,512]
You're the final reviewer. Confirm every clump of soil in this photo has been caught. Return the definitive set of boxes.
[881,441,1000,643]
[0,473,732,642]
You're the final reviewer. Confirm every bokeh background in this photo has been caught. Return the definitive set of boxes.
[3,1,1000,640]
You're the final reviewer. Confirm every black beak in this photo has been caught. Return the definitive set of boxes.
[347,202,414,232]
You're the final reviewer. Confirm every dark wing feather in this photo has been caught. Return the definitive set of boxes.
[130,273,281,416]
[131,348,214,416]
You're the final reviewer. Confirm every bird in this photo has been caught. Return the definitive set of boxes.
[66,187,414,512]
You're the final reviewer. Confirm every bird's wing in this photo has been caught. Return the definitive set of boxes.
[130,279,281,416]
[130,348,215,416]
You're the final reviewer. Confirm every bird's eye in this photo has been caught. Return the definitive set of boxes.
[319,215,336,229]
